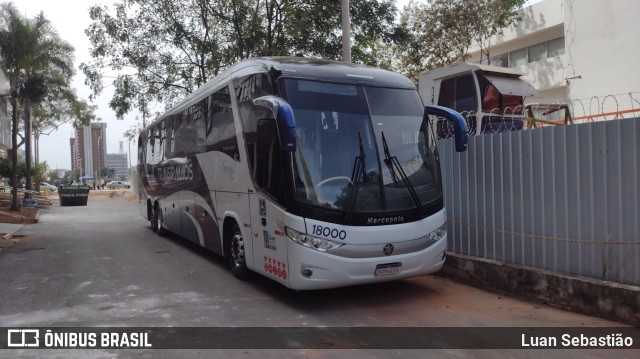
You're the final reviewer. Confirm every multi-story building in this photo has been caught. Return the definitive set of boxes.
[467,0,640,119]
[71,122,107,179]
[105,153,128,180]
[69,138,76,171]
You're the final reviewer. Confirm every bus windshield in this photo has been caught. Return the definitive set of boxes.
[283,79,441,214]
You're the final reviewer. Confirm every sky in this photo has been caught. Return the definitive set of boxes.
[18,0,537,170]
[17,0,422,170]
[19,0,141,171]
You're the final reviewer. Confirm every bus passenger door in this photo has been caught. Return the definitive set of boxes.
[249,195,289,285]
[249,119,290,285]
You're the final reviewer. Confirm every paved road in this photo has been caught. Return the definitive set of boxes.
[0,194,637,358]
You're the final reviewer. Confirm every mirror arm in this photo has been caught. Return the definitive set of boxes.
[425,105,468,152]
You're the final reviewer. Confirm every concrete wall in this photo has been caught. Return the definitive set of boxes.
[564,0,640,114]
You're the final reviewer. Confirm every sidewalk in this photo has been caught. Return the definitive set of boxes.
[0,222,24,249]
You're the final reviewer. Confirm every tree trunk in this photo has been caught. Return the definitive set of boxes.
[34,132,40,164]
[25,98,33,196]
[10,96,19,211]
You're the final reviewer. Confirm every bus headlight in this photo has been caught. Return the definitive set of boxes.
[285,227,345,252]
[426,223,447,242]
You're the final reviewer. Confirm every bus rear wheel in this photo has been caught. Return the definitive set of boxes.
[228,223,250,280]
[155,206,167,236]
[151,204,166,236]
[150,204,159,233]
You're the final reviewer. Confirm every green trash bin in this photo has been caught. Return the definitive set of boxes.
[59,185,90,206]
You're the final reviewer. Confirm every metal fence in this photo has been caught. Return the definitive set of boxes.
[438,117,640,286]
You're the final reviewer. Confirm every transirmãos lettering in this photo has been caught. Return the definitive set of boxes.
[157,164,193,181]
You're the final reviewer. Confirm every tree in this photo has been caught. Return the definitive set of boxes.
[467,0,525,64]
[27,65,98,166]
[0,2,75,209]
[395,0,524,82]
[98,166,115,179]
[394,0,476,82]
[81,0,397,120]
[63,169,80,185]
[31,161,49,188]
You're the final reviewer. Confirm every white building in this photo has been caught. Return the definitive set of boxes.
[467,0,640,119]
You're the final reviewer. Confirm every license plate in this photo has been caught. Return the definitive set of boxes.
[375,262,402,276]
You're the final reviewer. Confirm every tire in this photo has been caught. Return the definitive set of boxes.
[156,206,167,236]
[150,204,159,232]
[228,223,250,280]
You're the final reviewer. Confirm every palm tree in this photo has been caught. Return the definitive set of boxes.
[0,2,74,209]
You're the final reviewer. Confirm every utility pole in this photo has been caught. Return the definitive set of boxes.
[341,0,351,63]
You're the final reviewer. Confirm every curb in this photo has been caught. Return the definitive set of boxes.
[438,253,640,327]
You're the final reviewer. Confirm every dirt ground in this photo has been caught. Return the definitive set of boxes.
[0,190,138,224]
[0,202,41,224]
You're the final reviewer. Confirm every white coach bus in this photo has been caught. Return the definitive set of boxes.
[138,57,468,290]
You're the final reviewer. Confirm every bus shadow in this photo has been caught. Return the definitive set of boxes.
[248,271,443,314]
[149,227,442,312]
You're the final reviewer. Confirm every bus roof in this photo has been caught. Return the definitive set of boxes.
[232,57,416,88]
[146,57,416,129]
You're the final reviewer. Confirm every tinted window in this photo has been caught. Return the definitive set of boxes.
[206,86,240,161]
[438,74,477,113]
[233,73,275,186]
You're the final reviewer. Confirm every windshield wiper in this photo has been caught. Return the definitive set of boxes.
[381,131,424,216]
[345,132,367,223]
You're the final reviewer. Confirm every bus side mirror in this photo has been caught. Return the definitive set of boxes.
[253,95,297,152]
[424,105,468,152]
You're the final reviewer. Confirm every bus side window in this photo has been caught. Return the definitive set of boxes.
[206,86,240,161]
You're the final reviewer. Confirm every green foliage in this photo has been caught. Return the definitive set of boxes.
[31,161,49,186]
[81,0,397,119]
[395,0,525,82]
[98,166,115,179]
[467,0,526,63]
[63,169,80,184]
[0,2,86,207]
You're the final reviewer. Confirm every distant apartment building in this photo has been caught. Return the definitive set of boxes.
[105,153,128,180]
[467,0,640,117]
[54,168,67,178]
[71,122,107,178]
[69,138,76,170]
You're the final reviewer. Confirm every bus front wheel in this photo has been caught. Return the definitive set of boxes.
[228,223,250,280]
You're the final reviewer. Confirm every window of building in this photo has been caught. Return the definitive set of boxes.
[547,37,565,57]
[487,37,565,68]
[528,43,547,62]
[509,48,528,67]
[490,53,508,67]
